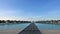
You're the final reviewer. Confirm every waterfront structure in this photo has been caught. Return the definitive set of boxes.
[58,20,60,24]
[0,20,60,24]
[18,23,41,34]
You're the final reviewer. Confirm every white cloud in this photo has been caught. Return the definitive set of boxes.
[0,9,60,20]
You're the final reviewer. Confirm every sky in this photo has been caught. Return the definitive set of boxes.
[0,0,60,20]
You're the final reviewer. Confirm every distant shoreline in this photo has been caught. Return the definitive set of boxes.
[0,20,60,25]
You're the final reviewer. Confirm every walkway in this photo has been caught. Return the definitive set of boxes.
[18,23,42,34]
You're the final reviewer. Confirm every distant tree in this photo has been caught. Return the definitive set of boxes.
[14,20,17,23]
[6,20,10,23]
[1,20,5,23]
[0,20,2,23]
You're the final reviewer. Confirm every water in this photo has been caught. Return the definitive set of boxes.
[35,23,60,30]
[0,23,60,30]
[0,23,30,30]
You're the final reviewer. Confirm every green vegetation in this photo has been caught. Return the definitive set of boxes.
[36,20,60,25]
[0,20,60,25]
[0,20,31,24]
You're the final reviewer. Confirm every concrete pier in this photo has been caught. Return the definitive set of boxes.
[18,23,41,34]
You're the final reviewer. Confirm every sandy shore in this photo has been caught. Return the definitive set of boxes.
[40,30,60,34]
[0,30,21,34]
[0,30,60,34]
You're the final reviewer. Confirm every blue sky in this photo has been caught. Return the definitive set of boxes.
[0,0,60,20]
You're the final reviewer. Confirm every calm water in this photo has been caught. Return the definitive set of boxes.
[0,23,30,30]
[35,23,60,30]
[0,23,60,30]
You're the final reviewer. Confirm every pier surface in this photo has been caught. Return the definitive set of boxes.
[18,23,41,34]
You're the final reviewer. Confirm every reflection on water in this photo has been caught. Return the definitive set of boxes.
[0,23,60,30]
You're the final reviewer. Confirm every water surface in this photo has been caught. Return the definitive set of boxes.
[0,23,60,30]
[0,23,30,30]
[35,23,60,30]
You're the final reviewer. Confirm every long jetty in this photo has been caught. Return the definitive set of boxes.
[18,23,41,34]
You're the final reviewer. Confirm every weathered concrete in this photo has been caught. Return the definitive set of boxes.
[18,23,41,34]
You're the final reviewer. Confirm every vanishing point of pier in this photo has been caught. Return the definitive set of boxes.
[18,23,41,34]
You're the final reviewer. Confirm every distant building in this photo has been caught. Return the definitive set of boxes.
[58,20,60,24]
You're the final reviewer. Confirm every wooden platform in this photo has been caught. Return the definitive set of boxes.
[18,23,41,34]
